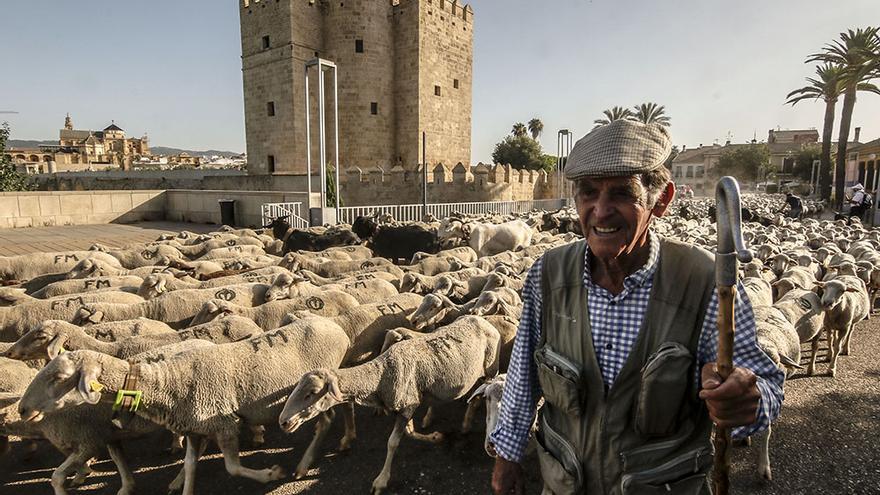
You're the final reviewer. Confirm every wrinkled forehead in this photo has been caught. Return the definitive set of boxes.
[575,175,643,192]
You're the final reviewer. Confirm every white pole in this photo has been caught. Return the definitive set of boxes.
[333,65,340,212]
[318,64,327,210]
[305,66,312,199]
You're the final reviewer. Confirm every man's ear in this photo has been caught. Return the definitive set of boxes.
[652,181,676,217]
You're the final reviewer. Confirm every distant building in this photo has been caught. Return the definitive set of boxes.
[238,0,474,175]
[4,114,149,173]
[844,134,879,190]
[672,129,820,195]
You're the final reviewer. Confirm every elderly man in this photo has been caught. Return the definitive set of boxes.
[489,120,784,494]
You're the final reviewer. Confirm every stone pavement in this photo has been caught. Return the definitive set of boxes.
[0,222,220,256]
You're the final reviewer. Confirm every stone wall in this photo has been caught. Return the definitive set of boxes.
[165,190,313,228]
[0,191,165,228]
[36,171,321,194]
[340,163,563,206]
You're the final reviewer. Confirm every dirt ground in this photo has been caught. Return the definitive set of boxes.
[3,317,879,495]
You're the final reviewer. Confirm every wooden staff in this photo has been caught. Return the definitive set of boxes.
[712,177,753,495]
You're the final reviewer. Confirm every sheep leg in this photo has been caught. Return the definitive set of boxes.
[828,329,840,377]
[840,322,855,356]
[51,449,91,495]
[338,401,357,452]
[169,433,185,454]
[405,418,444,444]
[69,460,94,486]
[215,431,286,484]
[295,411,333,479]
[756,424,772,481]
[179,435,204,495]
[808,335,821,376]
[107,442,136,495]
[168,436,207,493]
[461,396,482,434]
[371,414,408,495]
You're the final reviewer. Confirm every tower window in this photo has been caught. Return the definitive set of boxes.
[434,85,441,96]
[370,102,378,115]
[453,79,459,89]
[261,35,270,50]
[355,39,364,53]
[267,101,275,117]
[267,155,276,173]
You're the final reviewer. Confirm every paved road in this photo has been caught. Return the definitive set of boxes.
[3,315,878,495]
[0,222,220,256]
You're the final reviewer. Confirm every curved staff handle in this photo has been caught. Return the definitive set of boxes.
[712,176,752,495]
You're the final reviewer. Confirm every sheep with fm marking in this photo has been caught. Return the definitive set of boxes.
[0,251,123,282]
[278,315,501,495]
[399,267,487,296]
[188,290,360,330]
[17,315,352,495]
[281,253,403,279]
[265,272,398,305]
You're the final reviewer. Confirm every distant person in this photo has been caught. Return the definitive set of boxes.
[781,192,803,219]
[848,183,871,219]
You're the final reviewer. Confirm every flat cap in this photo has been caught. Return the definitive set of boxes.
[564,120,672,180]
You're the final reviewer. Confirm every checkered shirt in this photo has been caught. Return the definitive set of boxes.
[488,233,785,463]
[564,120,672,179]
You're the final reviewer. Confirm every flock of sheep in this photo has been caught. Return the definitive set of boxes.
[0,192,874,495]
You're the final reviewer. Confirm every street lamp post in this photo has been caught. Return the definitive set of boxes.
[557,129,573,202]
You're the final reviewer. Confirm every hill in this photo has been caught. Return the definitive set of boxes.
[8,140,241,158]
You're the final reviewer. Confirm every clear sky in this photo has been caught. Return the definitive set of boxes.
[2,0,879,160]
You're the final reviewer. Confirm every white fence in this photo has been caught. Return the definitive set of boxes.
[336,199,569,224]
[261,202,309,229]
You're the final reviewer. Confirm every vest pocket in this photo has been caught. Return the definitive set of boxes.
[636,342,693,437]
[619,447,712,494]
[535,346,584,416]
[536,415,583,494]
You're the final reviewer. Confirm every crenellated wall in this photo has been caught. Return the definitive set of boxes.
[339,163,564,206]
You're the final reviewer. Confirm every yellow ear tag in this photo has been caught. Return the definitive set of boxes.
[89,381,105,393]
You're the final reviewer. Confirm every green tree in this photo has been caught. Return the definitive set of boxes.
[0,122,34,192]
[664,144,680,170]
[786,63,848,201]
[790,145,828,190]
[492,135,545,171]
[325,163,343,207]
[807,27,880,208]
[527,118,544,140]
[593,106,633,129]
[511,122,528,138]
[711,144,772,186]
[632,102,671,126]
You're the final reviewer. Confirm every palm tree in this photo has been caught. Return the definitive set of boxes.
[808,27,880,209]
[632,102,671,126]
[593,106,633,129]
[786,63,847,200]
[511,122,528,138]
[527,118,544,140]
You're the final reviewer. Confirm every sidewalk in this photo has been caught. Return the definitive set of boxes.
[0,222,220,256]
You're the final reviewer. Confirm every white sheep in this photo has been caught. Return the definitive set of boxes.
[265,272,398,305]
[816,275,870,376]
[17,315,352,494]
[278,315,501,495]
[0,251,123,282]
[188,290,360,330]
[31,276,145,299]
[398,267,487,296]
[773,289,825,375]
[281,253,402,279]
[410,246,478,265]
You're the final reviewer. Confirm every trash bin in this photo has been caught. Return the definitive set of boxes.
[218,199,236,227]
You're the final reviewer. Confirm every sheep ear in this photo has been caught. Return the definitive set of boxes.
[155,277,167,293]
[779,355,804,370]
[468,383,488,404]
[87,310,104,324]
[46,335,67,360]
[327,374,344,402]
[77,361,103,405]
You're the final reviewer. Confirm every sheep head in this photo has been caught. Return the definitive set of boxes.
[75,306,105,326]
[18,351,107,422]
[190,299,235,326]
[4,321,73,361]
[266,272,305,302]
[0,287,28,307]
[399,273,427,295]
[280,253,304,272]
[467,374,507,457]
[817,280,861,310]
[279,369,344,434]
[138,273,169,300]
[408,293,454,331]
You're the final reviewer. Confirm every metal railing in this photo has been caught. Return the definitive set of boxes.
[261,202,309,229]
[336,199,569,224]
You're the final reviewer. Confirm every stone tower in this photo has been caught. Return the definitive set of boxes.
[64,113,73,131]
[238,0,474,175]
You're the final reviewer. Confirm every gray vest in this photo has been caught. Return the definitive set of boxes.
[535,238,716,495]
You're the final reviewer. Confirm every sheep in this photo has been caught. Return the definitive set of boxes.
[399,267,487,295]
[18,315,352,495]
[4,316,260,361]
[66,258,180,280]
[188,290,360,330]
[403,256,465,276]
[0,351,39,455]
[30,276,145,300]
[137,280,273,306]
[816,275,870,376]
[4,340,214,495]
[0,251,123,282]
[265,272,398,305]
[774,289,825,376]
[742,260,775,284]
[481,271,525,294]
[750,305,802,482]
[281,253,401,279]
[194,244,267,261]
[432,269,495,302]
[278,315,501,495]
[408,293,476,331]
[136,269,289,298]
[770,266,815,301]
[297,268,402,289]
[742,278,774,307]
[294,245,374,261]
[467,374,508,456]
[166,237,265,259]
[468,220,533,257]
[410,246,478,265]
[470,287,523,317]
[95,245,185,269]
[0,292,145,342]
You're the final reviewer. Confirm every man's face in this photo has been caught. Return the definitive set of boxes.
[574,175,669,261]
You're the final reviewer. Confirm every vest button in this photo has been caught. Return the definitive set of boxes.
[605,343,613,350]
